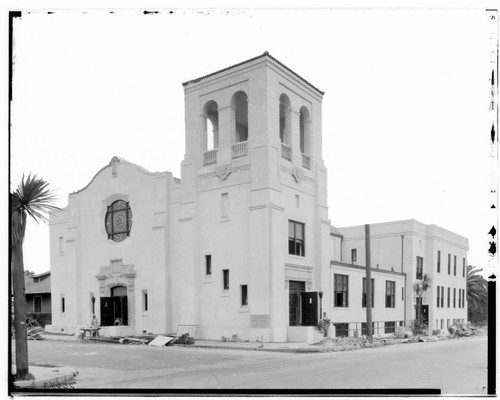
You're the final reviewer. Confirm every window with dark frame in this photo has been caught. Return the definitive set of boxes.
[436,286,440,308]
[453,288,456,308]
[351,249,357,263]
[241,285,248,307]
[402,287,404,301]
[384,321,396,334]
[447,287,450,308]
[458,289,461,309]
[143,290,148,312]
[334,323,349,337]
[463,258,466,277]
[385,281,395,308]
[361,322,375,336]
[448,254,451,274]
[362,278,374,308]
[334,274,348,307]
[453,255,457,276]
[105,200,132,242]
[205,255,212,276]
[288,220,305,256]
[416,256,423,280]
[33,295,42,313]
[61,297,65,313]
[223,269,229,290]
[441,287,444,308]
[437,250,441,273]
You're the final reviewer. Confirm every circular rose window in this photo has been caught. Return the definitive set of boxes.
[105,200,133,242]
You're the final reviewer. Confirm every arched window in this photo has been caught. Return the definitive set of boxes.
[203,101,219,151]
[299,106,311,155]
[233,91,248,143]
[279,94,291,145]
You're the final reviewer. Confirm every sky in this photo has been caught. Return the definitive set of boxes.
[8,7,498,278]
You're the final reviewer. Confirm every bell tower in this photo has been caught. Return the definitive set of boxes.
[171,52,331,342]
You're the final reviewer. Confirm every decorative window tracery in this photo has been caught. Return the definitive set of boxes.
[105,200,133,242]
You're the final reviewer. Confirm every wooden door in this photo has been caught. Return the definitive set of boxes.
[100,297,114,326]
[302,291,318,326]
[289,281,305,326]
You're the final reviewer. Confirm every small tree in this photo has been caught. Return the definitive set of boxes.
[11,174,59,380]
[413,273,432,327]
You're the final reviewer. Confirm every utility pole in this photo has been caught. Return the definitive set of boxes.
[365,224,373,341]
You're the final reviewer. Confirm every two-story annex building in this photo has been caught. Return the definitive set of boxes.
[47,53,468,342]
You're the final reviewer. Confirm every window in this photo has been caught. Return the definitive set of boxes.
[221,193,229,219]
[59,236,64,255]
[362,278,374,308]
[279,94,291,146]
[61,296,65,313]
[463,258,466,277]
[288,220,305,256]
[416,256,423,280]
[385,321,396,334]
[437,250,441,273]
[458,289,461,309]
[295,194,300,208]
[203,101,219,151]
[441,319,444,330]
[33,296,42,313]
[205,255,212,276]
[232,91,248,143]
[436,286,440,308]
[299,106,311,156]
[385,281,395,308]
[448,254,451,275]
[105,200,132,242]
[334,274,349,307]
[361,322,375,336]
[241,285,248,307]
[402,287,405,301]
[454,255,457,276]
[351,249,357,263]
[334,323,349,338]
[453,288,456,308]
[447,287,450,308]
[441,287,444,308]
[223,269,229,290]
[143,290,148,312]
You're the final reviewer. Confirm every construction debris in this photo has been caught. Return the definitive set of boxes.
[27,326,44,341]
[148,335,174,347]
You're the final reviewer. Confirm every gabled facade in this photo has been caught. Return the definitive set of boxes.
[24,271,52,326]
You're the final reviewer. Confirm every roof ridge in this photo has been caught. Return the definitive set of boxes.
[182,51,324,95]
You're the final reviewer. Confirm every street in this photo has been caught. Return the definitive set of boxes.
[19,336,487,393]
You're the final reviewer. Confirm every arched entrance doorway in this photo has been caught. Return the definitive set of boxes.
[100,285,128,326]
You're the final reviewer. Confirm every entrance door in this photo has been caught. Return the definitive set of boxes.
[422,305,429,325]
[289,281,305,326]
[302,291,318,326]
[100,286,129,326]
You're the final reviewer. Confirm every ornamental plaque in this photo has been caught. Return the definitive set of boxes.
[215,165,232,180]
[292,167,304,183]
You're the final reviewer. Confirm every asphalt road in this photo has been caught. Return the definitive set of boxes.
[20,335,487,393]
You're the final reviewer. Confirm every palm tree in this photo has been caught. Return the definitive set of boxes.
[11,174,59,380]
[413,273,432,325]
[467,266,488,323]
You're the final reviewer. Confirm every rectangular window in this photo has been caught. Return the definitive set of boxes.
[436,286,440,308]
[59,236,64,255]
[385,281,395,308]
[288,220,305,257]
[454,255,457,276]
[61,296,65,313]
[143,290,148,312]
[441,287,444,308]
[334,323,349,338]
[351,249,357,263]
[402,287,404,301]
[33,295,42,313]
[295,194,300,208]
[462,289,465,308]
[205,255,212,276]
[241,285,248,307]
[448,254,451,274]
[447,287,450,308]
[416,256,423,280]
[334,274,349,307]
[453,288,456,308]
[441,319,444,330]
[463,258,466,277]
[384,321,396,334]
[221,193,229,219]
[458,289,461,309]
[362,278,374,308]
[223,269,229,290]
[437,250,441,273]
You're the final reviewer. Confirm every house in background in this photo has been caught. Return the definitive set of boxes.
[25,271,52,327]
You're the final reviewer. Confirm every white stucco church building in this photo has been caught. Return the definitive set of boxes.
[47,52,468,342]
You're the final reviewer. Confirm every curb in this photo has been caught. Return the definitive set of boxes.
[13,371,78,389]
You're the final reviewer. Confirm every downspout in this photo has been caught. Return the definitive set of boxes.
[401,234,406,326]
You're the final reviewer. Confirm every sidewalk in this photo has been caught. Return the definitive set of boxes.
[12,364,78,389]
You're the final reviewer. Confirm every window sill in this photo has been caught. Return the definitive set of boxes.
[221,291,230,297]
[288,254,306,259]
[220,217,230,223]
[204,275,213,283]
[333,307,350,309]
[239,306,249,313]
[142,312,149,317]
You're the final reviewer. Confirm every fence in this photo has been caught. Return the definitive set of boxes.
[332,320,414,338]
[232,141,248,159]
[203,149,217,166]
